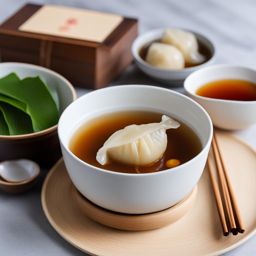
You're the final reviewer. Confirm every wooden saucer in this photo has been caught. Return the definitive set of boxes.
[73,184,197,231]
[42,132,256,256]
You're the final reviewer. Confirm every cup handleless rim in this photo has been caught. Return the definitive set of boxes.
[184,64,256,105]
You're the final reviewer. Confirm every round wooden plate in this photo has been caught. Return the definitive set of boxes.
[74,184,197,231]
[42,132,256,256]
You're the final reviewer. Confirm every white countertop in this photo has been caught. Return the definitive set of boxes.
[0,0,255,255]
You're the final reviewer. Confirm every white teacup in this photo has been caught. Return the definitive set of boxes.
[58,85,213,214]
[184,65,256,130]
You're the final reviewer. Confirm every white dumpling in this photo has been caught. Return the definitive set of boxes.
[145,42,184,70]
[96,115,180,166]
[161,28,205,65]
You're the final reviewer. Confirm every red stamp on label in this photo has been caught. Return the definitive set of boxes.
[66,18,78,25]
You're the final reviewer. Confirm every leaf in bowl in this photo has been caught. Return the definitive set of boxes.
[48,86,60,111]
[0,102,33,135]
[0,94,27,113]
[0,73,59,132]
[0,111,9,135]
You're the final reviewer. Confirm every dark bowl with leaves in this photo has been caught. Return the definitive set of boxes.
[0,63,76,167]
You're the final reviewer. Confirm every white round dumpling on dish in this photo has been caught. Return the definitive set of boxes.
[96,115,180,166]
[161,28,206,65]
[145,42,184,70]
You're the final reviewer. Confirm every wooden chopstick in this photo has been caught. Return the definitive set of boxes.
[207,156,229,236]
[212,135,237,234]
[214,134,245,234]
[208,133,245,236]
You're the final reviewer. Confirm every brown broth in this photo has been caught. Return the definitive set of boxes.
[139,40,212,68]
[69,111,202,174]
[196,79,256,101]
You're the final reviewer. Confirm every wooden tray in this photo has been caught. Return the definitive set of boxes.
[73,184,197,231]
[41,132,256,256]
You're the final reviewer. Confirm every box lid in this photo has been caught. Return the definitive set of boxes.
[0,3,137,48]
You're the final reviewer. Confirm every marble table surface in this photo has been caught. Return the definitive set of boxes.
[0,0,255,255]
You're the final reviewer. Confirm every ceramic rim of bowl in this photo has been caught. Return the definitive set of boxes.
[0,62,77,141]
[184,64,256,104]
[59,84,213,177]
[132,28,216,73]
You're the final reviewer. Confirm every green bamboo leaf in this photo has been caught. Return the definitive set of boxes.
[0,85,60,127]
[0,102,33,135]
[0,73,59,132]
[0,94,27,113]
[0,111,9,135]
[48,87,60,111]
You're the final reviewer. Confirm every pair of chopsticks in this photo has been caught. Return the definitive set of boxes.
[207,133,245,236]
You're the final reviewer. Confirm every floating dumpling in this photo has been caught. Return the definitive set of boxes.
[145,43,184,70]
[96,115,180,166]
[161,28,205,65]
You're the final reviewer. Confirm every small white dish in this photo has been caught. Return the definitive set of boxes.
[0,159,40,193]
[184,64,256,130]
[0,159,40,183]
[132,28,215,85]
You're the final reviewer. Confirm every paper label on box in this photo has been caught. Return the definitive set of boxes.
[19,5,123,42]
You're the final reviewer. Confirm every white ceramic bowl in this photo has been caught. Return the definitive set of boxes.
[132,28,215,84]
[0,62,76,166]
[184,65,256,130]
[58,85,213,214]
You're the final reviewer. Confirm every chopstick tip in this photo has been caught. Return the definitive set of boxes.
[231,228,239,235]
[224,231,229,236]
[238,228,245,234]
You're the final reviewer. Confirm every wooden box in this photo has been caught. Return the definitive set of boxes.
[0,4,138,88]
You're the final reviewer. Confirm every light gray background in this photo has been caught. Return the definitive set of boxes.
[0,0,256,255]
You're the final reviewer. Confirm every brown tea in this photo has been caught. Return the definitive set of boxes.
[196,79,256,101]
[69,111,202,174]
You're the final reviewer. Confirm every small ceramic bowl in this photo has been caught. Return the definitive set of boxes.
[184,65,256,130]
[58,85,213,214]
[0,159,40,193]
[0,63,76,167]
[132,28,215,85]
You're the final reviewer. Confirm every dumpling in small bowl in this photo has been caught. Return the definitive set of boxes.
[96,115,180,166]
[145,43,185,70]
[161,28,206,65]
